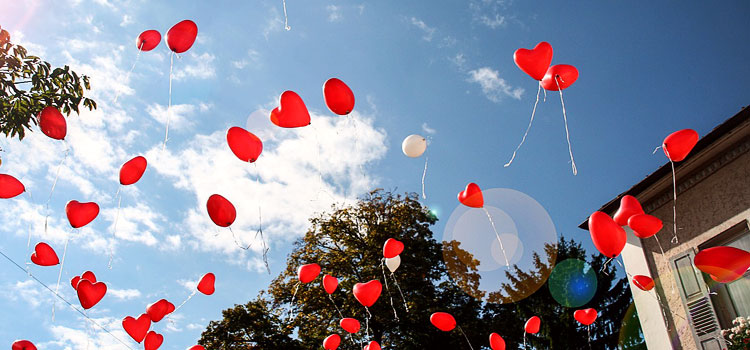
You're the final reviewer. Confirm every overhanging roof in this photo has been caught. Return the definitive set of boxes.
[579,105,750,230]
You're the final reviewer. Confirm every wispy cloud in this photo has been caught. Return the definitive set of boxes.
[409,17,436,42]
[422,123,437,135]
[232,49,261,70]
[173,52,217,81]
[467,67,524,101]
[327,5,342,22]
[108,288,142,300]
[469,0,509,29]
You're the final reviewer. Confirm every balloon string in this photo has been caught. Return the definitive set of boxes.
[600,257,613,275]
[163,51,174,151]
[391,272,409,312]
[108,186,122,269]
[282,0,291,30]
[0,249,136,350]
[669,160,678,244]
[613,258,684,330]
[113,42,143,104]
[457,325,475,350]
[555,76,577,176]
[652,146,662,154]
[380,259,399,320]
[172,290,197,314]
[327,294,344,319]
[505,81,542,168]
[652,234,677,295]
[288,282,300,322]
[364,306,372,339]
[253,163,270,274]
[52,231,71,321]
[421,156,428,199]
[587,325,592,350]
[524,332,527,349]
[228,227,251,250]
[482,208,510,269]
[45,145,70,236]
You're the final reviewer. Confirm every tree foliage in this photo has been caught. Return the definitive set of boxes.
[199,190,644,349]
[0,26,96,140]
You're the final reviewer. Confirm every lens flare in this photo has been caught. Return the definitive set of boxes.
[548,259,597,307]
[442,188,557,304]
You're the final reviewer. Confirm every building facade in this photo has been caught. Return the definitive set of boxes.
[581,106,750,349]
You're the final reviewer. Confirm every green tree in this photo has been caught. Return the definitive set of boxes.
[199,190,644,349]
[0,26,96,140]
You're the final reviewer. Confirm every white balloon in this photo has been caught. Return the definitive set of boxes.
[402,134,427,158]
[385,255,401,273]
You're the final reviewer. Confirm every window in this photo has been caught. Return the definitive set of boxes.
[702,220,750,328]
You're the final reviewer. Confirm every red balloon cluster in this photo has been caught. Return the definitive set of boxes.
[323,334,341,349]
[663,129,699,162]
[120,156,148,186]
[323,78,355,116]
[77,278,107,309]
[136,30,161,51]
[613,195,644,226]
[11,340,37,350]
[144,330,164,350]
[353,280,382,308]
[383,238,404,258]
[227,127,263,163]
[206,194,236,227]
[514,41,578,91]
[322,275,338,294]
[489,332,506,350]
[123,313,151,343]
[166,20,198,54]
[340,318,361,333]
[298,263,321,283]
[71,271,97,290]
[270,91,311,128]
[524,316,541,334]
[632,275,655,291]
[146,299,175,322]
[364,341,381,350]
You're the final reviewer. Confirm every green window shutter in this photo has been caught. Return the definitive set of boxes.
[672,251,726,350]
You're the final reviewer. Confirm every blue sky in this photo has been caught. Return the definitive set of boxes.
[1,0,749,348]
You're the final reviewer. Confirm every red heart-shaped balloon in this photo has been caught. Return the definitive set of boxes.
[119,156,148,186]
[364,341,381,350]
[628,214,662,239]
[187,346,205,350]
[323,334,341,350]
[430,312,456,332]
[0,174,25,199]
[457,182,483,208]
[663,129,699,162]
[322,275,338,294]
[513,41,553,81]
[588,211,626,258]
[122,313,151,343]
[146,299,175,323]
[524,316,541,334]
[613,195,644,226]
[136,30,161,51]
[71,271,97,290]
[632,275,655,291]
[574,308,598,326]
[339,318,361,333]
[382,238,404,259]
[11,340,37,350]
[489,332,506,350]
[65,200,100,228]
[144,330,164,350]
[166,20,197,54]
[323,78,355,115]
[38,106,67,140]
[206,194,236,227]
[30,242,59,266]
[298,263,321,283]
[226,127,263,163]
[352,280,382,307]
[270,91,311,128]
[694,246,750,283]
[197,272,215,295]
[77,279,107,309]
[541,64,579,91]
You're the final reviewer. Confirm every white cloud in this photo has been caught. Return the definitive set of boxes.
[409,17,436,42]
[173,52,217,81]
[231,50,260,70]
[145,109,387,266]
[327,5,342,22]
[146,103,199,132]
[467,67,524,101]
[108,288,141,300]
[119,14,132,27]
[469,0,509,29]
[46,316,131,350]
[422,122,437,135]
